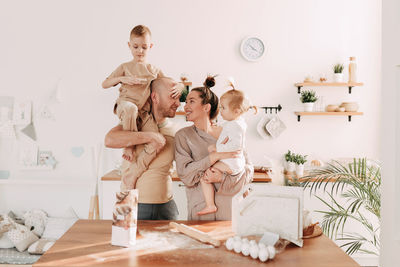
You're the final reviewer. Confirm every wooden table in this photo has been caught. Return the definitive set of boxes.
[34,220,359,267]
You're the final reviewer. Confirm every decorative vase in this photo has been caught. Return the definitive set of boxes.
[303,103,314,112]
[287,162,296,172]
[295,164,305,177]
[333,73,344,82]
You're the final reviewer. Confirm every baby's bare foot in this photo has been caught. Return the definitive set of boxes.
[122,147,135,162]
[197,205,218,216]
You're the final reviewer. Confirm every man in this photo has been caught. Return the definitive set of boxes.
[105,77,181,220]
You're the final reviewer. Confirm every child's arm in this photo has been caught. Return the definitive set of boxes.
[102,64,146,89]
[170,82,185,99]
[208,144,217,153]
[102,76,141,89]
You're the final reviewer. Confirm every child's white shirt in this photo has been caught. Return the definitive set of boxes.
[216,117,247,174]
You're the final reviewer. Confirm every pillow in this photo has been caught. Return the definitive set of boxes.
[28,238,55,255]
[0,233,14,249]
[42,217,78,240]
[6,223,39,252]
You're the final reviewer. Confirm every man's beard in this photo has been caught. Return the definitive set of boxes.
[160,106,176,118]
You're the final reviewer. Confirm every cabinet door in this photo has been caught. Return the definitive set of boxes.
[172,181,188,220]
[101,181,120,219]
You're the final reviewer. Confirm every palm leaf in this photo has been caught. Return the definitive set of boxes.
[301,158,381,256]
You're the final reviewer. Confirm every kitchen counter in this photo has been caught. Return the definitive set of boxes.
[34,220,359,267]
[101,169,272,183]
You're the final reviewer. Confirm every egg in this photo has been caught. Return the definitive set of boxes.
[258,247,269,262]
[234,240,242,253]
[249,240,257,246]
[241,238,249,243]
[241,242,250,256]
[249,245,259,259]
[225,237,234,251]
[233,236,241,242]
[267,245,276,259]
[258,242,266,249]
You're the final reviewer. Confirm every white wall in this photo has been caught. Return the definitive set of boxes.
[380,0,400,266]
[0,0,381,216]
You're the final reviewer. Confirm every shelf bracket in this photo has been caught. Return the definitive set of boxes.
[348,115,352,122]
[348,86,353,94]
[297,115,301,122]
[297,86,302,94]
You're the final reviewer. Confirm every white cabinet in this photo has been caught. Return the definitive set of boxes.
[100,180,120,219]
[172,181,188,220]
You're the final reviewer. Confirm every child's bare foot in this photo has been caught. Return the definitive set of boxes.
[122,147,135,162]
[197,205,217,216]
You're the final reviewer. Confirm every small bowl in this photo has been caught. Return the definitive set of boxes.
[326,105,339,112]
[340,102,359,112]
[335,107,346,112]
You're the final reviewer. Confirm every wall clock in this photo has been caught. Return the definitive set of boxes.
[240,36,266,62]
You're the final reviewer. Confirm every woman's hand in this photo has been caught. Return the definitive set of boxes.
[209,150,241,165]
[203,167,223,183]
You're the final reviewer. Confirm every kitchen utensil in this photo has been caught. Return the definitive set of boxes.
[326,105,339,112]
[340,102,359,112]
[256,115,271,139]
[169,222,221,247]
[264,116,286,139]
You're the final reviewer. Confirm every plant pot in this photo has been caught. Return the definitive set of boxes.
[295,164,305,177]
[303,103,314,112]
[287,162,296,172]
[333,73,344,82]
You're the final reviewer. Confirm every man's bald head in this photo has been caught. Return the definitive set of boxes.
[150,77,176,96]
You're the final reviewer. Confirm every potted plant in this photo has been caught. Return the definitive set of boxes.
[294,154,307,177]
[333,63,344,82]
[300,90,318,112]
[284,150,295,172]
[301,158,380,256]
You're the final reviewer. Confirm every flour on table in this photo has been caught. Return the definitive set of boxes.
[132,230,213,250]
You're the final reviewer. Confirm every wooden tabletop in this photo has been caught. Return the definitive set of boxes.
[101,169,272,183]
[34,220,359,267]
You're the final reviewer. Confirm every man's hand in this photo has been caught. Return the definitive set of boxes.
[147,132,166,153]
[203,167,223,183]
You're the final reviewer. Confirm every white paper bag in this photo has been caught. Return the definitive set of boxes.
[111,189,138,247]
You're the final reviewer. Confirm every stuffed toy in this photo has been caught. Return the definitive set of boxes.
[23,209,48,237]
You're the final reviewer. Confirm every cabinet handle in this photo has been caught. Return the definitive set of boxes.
[178,183,186,187]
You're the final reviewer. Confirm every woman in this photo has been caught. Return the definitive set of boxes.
[174,76,254,220]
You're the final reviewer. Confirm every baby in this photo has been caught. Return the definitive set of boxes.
[102,25,181,190]
[198,83,256,216]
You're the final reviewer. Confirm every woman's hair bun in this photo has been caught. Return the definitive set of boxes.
[204,75,216,88]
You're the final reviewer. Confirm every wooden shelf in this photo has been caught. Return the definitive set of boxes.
[101,169,271,183]
[295,111,363,122]
[295,82,364,94]
[182,82,192,86]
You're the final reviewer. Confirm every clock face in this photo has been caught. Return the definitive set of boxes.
[240,37,265,61]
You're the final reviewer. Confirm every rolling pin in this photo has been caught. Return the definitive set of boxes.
[169,222,221,247]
